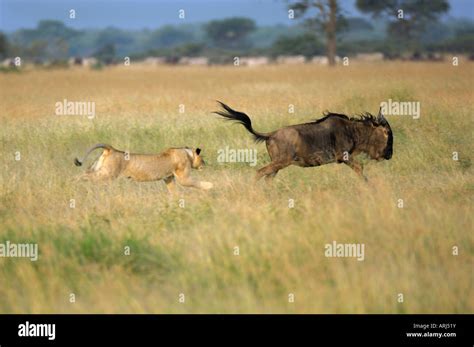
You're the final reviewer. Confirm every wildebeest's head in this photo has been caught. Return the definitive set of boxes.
[366,108,393,161]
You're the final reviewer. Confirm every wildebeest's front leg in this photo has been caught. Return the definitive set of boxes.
[344,160,368,181]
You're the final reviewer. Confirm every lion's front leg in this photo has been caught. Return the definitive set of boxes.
[164,176,178,193]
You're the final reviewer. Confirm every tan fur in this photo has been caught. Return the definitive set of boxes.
[76,144,213,191]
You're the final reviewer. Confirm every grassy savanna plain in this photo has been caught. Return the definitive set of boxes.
[0,62,472,313]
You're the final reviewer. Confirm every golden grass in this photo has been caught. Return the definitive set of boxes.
[0,62,473,313]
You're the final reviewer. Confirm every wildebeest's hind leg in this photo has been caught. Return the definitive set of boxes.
[264,172,278,182]
[254,139,290,182]
[344,160,368,182]
[255,161,291,182]
[256,139,294,182]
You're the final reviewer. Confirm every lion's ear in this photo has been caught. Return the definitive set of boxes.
[196,148,201,155]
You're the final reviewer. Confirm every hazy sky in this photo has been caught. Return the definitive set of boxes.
[1,0,473,32]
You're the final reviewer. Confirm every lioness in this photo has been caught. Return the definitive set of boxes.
[74,143,213,191]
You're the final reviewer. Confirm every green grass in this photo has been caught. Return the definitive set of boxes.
[0,63,472,313]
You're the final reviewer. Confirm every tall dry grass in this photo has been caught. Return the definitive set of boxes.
[0,63,472,313]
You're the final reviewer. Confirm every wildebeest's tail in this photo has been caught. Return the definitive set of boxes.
[74,143,113,166]
[214,101,270,143]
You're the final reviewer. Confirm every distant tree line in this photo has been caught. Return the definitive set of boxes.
[0,1,472,65]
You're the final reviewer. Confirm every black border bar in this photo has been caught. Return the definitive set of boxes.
[0,314,472,346]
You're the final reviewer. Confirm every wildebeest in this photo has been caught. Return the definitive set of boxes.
[240,57,270,67]
[214,102,393,181]
[355,53,384,62]
[179,57,209,66]
[276,55,306,65]
[310,55,341,65]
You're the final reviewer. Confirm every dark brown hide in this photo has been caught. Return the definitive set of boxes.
[214,102,393,181]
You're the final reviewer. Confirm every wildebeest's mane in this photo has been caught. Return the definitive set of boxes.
[312,112,349,124]
[312,112,379,126]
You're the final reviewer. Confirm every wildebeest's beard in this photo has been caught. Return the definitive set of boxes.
[348,112,393,161]
[384,125,393,160]
[377,111,393,160]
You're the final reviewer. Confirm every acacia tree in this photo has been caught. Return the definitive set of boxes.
[289,0,341,66]
[356,0,449,44]
[205,17,256,49]
[0,32,8,59]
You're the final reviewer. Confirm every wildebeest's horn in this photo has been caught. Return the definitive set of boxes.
[377,107,386,124]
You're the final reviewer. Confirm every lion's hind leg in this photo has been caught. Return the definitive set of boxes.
[173,168,213,190]
[74,153,118,182]
[74,170,112,182]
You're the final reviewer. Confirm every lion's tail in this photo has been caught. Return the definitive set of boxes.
[74,143,113,166]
